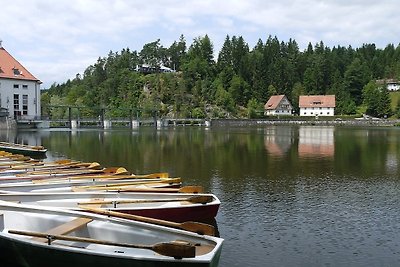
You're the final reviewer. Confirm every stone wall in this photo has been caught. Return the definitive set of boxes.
[0,118,16,129]
[210,118,400,127]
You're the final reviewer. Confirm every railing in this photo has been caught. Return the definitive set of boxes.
[15,116,209,129]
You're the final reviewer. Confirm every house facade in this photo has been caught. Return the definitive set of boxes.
[0,42,41,119]
[299,95,335,117]
[264,95,293,116]
[376,79,400,91]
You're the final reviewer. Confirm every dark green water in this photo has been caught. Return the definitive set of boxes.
[4,125,400,267]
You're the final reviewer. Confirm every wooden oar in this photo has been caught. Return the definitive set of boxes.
[44,171,170,181]
[80,206,215,236]
[29,172,168,185]
[77,195,214,206]
[129,172,169,179]
[0,161,39,168]
[15,166,123,180]
[18,166,106,176]
[110,185,204,194]
[8,229,196,259]
[9,161,99,171]
[6,160,92,170]
[0,155,32,162]
[74,178,182,191]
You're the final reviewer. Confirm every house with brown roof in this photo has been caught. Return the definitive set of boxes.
[0,41,41,119]
[299,95,335,117]
[264,95,293,116]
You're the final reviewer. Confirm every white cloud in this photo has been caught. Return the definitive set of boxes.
[1,0,399,88]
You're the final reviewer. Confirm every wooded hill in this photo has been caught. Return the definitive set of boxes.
[42,35,400,119]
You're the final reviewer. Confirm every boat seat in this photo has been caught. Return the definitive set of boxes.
[32,217,93,243]
[32,198,103,243]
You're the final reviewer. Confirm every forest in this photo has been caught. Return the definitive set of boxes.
[41,34,400,119]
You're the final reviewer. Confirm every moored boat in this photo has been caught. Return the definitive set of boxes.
[0,201,223,267]
[0,191,220,223]
[0,142,47,157]
[0,177,182,193]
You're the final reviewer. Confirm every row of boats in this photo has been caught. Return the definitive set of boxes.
[0,148,223,267]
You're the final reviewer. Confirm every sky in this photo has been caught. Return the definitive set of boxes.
[1,0,399,89]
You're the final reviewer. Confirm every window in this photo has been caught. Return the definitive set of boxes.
[13,68,21,75]
[22,95,28,115]
[13,94,20,117]
[22,85,28,89]
[14,84,19,89]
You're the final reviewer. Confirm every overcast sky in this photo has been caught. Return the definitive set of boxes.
[1,0,399,88]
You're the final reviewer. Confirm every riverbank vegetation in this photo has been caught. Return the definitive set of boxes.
[41,35,400,119]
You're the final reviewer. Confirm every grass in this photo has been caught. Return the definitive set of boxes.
[390,91,400,110]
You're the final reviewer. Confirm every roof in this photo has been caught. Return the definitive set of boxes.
[376,78,399,85]
[0,46,40,82]
[299,95,335,108]
[264,95,286,110]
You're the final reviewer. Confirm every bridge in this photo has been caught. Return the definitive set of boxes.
[17,117,209,129]
[16,105,210,129]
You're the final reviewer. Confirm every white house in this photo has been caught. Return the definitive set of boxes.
[0,41,41,119]
[376,79,400,91]
[264,95,293,116]
[299,95,335,117]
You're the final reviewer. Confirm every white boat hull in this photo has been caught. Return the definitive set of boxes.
[0,202,223,267]
[0,192,220,222]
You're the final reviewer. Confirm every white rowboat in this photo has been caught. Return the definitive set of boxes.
[0,201,223,267]
[0,191,220,223]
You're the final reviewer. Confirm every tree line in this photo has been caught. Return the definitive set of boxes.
[42,34,400,119]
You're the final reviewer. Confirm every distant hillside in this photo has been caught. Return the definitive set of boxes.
[42,35,400,119]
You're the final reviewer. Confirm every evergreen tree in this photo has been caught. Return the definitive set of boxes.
[344,58,371,105]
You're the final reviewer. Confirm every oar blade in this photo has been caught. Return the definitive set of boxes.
[87,162,102,169]
[180,221,215,236]
[153,242,196,259]
[114,167,129,175]
[189,195,214,204]
[178,186,204,194]
[54,159,73,165]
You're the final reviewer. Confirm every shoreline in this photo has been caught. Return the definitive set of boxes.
[210,118,400,127]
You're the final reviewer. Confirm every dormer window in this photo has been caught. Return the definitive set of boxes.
[13,68,21,75]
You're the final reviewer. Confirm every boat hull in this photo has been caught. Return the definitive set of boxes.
[0,235,222,267]
[0,146,47,157]
[0,202,223,267]
[0,192,220,223]
[119,204,220,223]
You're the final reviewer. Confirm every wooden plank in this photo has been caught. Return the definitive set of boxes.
[32,217,93,243]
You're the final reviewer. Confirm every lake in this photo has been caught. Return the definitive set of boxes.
[3,125,400,267]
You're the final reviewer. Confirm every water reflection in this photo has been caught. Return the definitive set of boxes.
[264,126,295,157]
[0,129,49,148]
[263,126,335,159]
[298,126,334,158]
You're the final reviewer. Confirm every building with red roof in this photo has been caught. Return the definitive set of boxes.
[0,40,42,119]
[299,95,335,117]
[264,95,293,116]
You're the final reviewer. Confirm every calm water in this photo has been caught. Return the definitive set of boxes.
[3,125,400,267]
